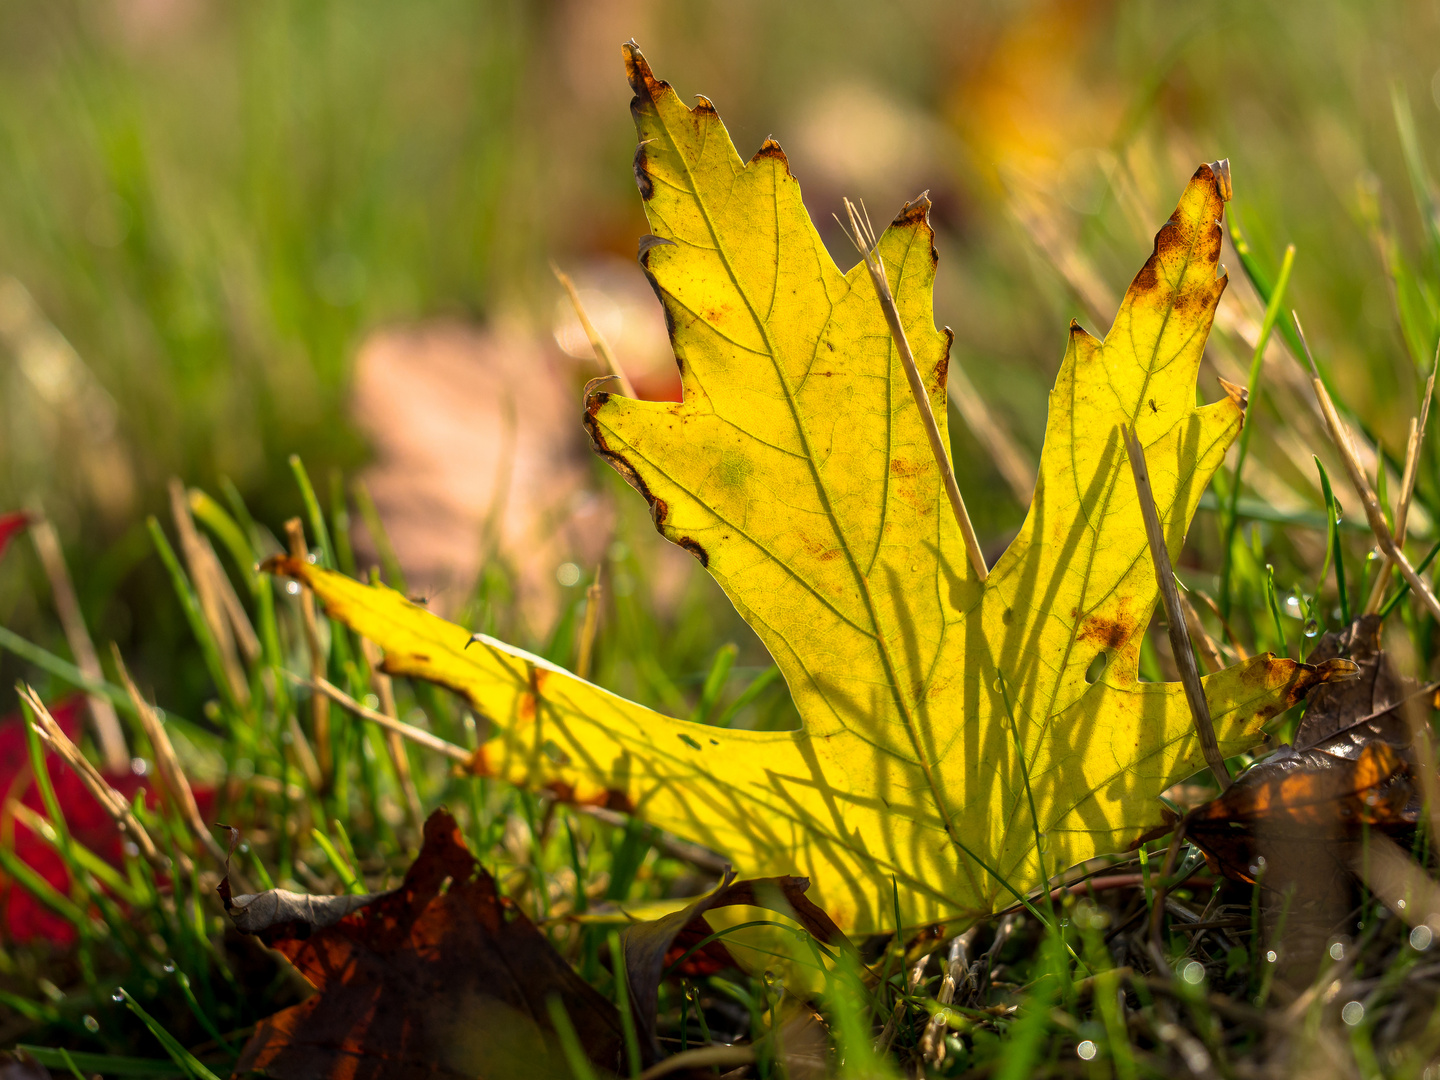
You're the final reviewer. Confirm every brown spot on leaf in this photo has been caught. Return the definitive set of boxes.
[583,403,676,542]
[1077,614,1134,651]
[933,327,953,393]
[890,193,940,269]
[676,537,709,567]
[632,142,654,200]
[1218,377,1248,410]
[623,41,668,108]
[890,458,926,477]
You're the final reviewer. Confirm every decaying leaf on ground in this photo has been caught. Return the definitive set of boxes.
[1184,614,1434,890]
[264,43,1358,935]
[1294,613,1436,755]
[223,809,627,1079]
[620,870,851,1056]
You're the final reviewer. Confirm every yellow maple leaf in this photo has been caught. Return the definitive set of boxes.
[271,44,1340,934]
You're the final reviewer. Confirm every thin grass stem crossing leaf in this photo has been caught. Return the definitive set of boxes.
[269,45,1347,933]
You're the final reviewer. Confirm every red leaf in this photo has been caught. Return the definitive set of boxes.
[0,513,28,561]
[0,697,212,945]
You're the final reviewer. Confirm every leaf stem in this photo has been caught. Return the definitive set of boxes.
[841,198,988,582]
[1120,424,1231,789]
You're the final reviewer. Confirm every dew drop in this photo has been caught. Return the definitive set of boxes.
[82,1015,99,1033]
[1181,960,1205,985]
[1304,619,1319,638]
[1342,1000,1365,1026]
[1076,1040,1097,1061]
[1266,949,1278,963]
[992,678,1003,693]
[1411,925,1433,951]
[1329,941,1345,961]
[163,961,176,973]
[111,991,125,1003]
[285,580,301,596]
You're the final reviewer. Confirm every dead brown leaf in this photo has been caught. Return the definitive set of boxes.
[225,809,626,1079]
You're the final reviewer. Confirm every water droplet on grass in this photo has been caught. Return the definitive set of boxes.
[1266,950,1278,963]
[1304,619,1319,638]
[1329,941,1345,961]
[163,961,176,973]
[111,991,124,1003]
[1181,960,1205,985]
[1342,1000,1365,1026]
[1411,925,1433,951]
[82,1015,99,1033]
[1076,1041,1097,1061]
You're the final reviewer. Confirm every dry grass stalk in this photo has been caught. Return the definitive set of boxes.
[358,636,425,838]
[1178,591,1225,673]
[1365,342,1438,613]
[169,479,253,704]
[636,1045,754,1080]
[1294,315,1440,626]
[1120,424,1231,788]
[285,518,333,787]
[575,566,603,681]
[26,512,129,773]
[311,672,730,870]
[19,684,170,873]
[309,676,472,765]
[921,928,979,1064]
[551,261,638,399]
[110,645,230,868]
[947,359,1036,503]
[839,197,988,582]
[1353,832,1440,938]
[1191,588,1250,663]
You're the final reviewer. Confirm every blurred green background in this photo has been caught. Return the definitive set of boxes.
[3,0,1439,718]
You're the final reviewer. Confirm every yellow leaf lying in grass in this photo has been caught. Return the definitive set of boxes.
[270,44,1343,933]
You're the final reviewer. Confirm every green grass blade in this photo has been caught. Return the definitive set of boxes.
[607,929,642,1079]
[1264,564,1289,658]
[147,517,242,714]
[289,454,336,570]
[545,994,600,1080]
[1221,243,1295,620]
[310,827,364,894]
[17,1047,185,1077]
[688,642,737,724]
[1315,458,1352,624]
[0,626,136,716]
[713,665,782,728]
[116,988,223,1080]
[351,477,407,591]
